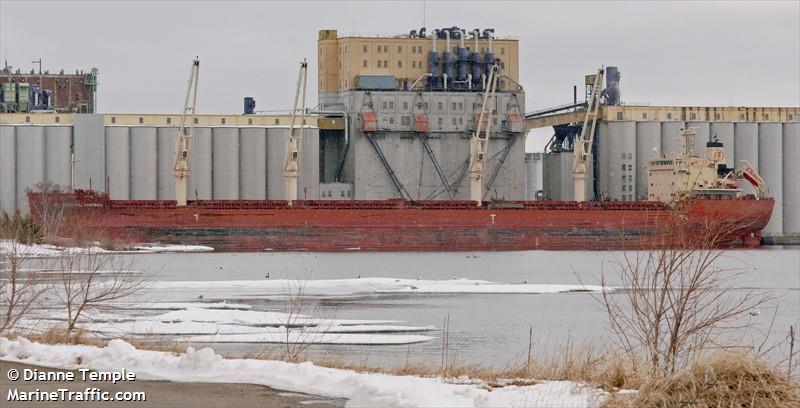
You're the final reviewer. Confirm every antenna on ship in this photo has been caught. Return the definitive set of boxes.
[285,58,308,205]
[174,57,200,207]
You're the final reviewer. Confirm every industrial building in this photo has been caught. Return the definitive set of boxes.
[0,27,798,243]
[0,64,98,113]
[316,28,526,201]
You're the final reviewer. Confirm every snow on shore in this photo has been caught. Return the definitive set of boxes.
[0,240,213,256]
[0,337,607,407]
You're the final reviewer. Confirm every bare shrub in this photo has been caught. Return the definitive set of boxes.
[0,211,44,245]
[50,248,146,331]
[0,240,48,333]
[600,221,773,377]
[27,182,67,239]
[279,278,327,362]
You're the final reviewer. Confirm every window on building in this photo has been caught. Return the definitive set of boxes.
[458,102,463,110]
[248,118,252,125]
[377,45,381,53]
[501,47,505,55]
[274,118,280,125]
[383,60,388,67]
[398,61,402,68]
[398,46,402,53]
[111,117,116,124]
[382,102,388,109]
[401,116,410,126]
[363,60,367,67]
[715,113,721,120]
[412,61,417,68]
[452,102,457,110]
[389,101,394,109]
[389,117,395,124]
[642,113,647,119]
[616,112,623,120]
[667,113,673,120]
[458,117,463,125]
[690,112,697,120]
[139,117,144,124]
[438,117,443,125]
[166,117,172,124]
[363,45,368,53]
[763,113,769,120]
[621,165,626,172]
[403,101,408,110]
[221,118,226,124]
[438,102,443,111]
[452,117,457,125]
[383,45,388,52]
[740,113,745,120]
[55,116,60,123]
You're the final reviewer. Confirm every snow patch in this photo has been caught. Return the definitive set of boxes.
[0,337,607,407]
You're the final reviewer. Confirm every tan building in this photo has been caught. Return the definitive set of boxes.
[318,29,520,93]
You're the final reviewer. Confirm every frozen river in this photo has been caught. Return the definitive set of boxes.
[121,247,800,368]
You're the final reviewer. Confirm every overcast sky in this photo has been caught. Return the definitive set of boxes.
[1,1,798,151]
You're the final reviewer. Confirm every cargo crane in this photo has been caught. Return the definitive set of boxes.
[173,57,200,207]
[469,63,499,205]
[572,67,604,201]
[285,59,308,204]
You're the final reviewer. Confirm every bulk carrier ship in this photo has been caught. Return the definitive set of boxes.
[28,60,774,252]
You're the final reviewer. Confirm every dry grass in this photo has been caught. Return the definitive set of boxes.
[28,326,104,347]
[603,353,800,408]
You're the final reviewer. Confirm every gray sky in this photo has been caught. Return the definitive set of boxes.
[1,1,798,151]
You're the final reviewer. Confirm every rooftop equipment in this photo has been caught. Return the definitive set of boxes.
[243,97,256,114]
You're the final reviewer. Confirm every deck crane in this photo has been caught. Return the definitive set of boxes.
[174,57,200,207]
[469,63,499,206]
[572,67,605,201]
[285,59,309,205]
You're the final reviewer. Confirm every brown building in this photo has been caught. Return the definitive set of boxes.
[0,66,97,113]
[318,29,520,93]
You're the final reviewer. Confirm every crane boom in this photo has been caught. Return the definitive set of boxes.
[284,59,308,204]
[469,63,499,206]
[572,67,604,201]
[174,57,200,207]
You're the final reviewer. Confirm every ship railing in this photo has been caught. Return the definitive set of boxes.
[109,200,177,209]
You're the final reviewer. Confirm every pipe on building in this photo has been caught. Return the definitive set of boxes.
[410,73,432,89]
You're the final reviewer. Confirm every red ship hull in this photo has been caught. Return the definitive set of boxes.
[29,191,774,252]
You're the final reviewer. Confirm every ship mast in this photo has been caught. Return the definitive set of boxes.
[174,57,200,207]
[469,62,499,206]
[285,59,308,205]
[572,66,604,201]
